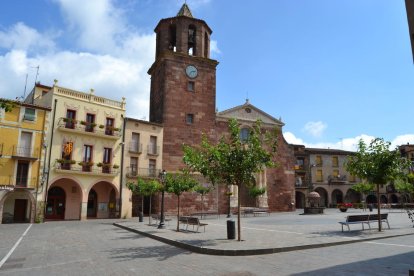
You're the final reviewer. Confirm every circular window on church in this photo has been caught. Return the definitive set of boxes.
[245,108,251,113]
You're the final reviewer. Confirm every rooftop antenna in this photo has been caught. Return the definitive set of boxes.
[23,73,28,99]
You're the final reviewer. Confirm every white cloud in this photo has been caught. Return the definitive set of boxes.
[0,22,56,53]
[391,134,414,148]
[210,40,221,55]
[0,0,156,120]
[303,121,327,137]
[283,132,305,145]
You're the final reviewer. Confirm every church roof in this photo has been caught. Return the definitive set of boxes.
[217,99,284,127]
[177,3,193,18]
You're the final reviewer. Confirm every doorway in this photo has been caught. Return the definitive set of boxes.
[45,186,66,220]
[13,199,28,222]
[87,189,98,218]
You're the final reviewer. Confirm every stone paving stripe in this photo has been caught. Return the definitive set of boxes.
[113,222,414,256]
[0,224,32,269]
[364,241,414,248]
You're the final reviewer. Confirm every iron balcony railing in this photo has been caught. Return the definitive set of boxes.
[54,161,120,175]
[0,176,37,189]
[57,117,122,137]
[147,145,159,156]
[11,146,39,160]
[128,142,142,153]
[328,175,347,183]
[126,166,160,178]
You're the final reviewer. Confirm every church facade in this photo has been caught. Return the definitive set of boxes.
[148,4,296,214]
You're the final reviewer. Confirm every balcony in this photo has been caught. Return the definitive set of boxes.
[11,146,39,160]
[147,145,159,156]
[54,160,119,177]
[0,176,37,190]
[328,175,347,184]
[57,118,121,140]
[126,167,160,178]
[128,142,142,154]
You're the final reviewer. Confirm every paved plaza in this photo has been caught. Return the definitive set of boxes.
[0,208,413,275]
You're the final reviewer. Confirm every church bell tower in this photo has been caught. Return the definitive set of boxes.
[148,3,219,171]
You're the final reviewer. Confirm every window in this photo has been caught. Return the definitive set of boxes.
[188,25,196,55]
[240,128,250,142]
[103,148,112,173]
[333,169,339,177]
[295,158,304,170]
[23,108,36,121]
[85,113,95,132]
[130,157,138,176]
[186,114,194,124]
[149,159,156,177]
[188,81,195,92]
[315,156,322,166]
[65,110,76,129]
[61,141,73,170]
[16,161,29,187]
[83,145,93,172]
[332,156,339,167]
[130,133,140,153]
[19,131,32,157]
[105,118,114,135]
[316,170,323,182]
[148,136,157,155]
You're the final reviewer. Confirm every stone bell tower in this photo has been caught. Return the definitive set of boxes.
[148,3,219,171]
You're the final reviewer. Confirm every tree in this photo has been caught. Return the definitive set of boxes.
[194,184,213,214]
[346,138,410,231]
[351,182,374,207]
[127,177,161,224]
[0,99,15,112]
[165,170,198,231]
[183,118,278,241]
[394,177,414,204]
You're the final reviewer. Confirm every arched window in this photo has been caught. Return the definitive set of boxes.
[240,128,250,142]
[204,31,209,58]
[169,25,177,52]
[188,25,196,55]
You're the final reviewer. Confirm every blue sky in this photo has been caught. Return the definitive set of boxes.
[1,0,413,150]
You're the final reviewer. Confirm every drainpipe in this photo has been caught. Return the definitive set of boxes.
[34,109,48,222]
[119,116,126,218]
[43,99,57,218]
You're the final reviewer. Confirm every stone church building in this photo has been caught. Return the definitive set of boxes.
[147,4,296,214]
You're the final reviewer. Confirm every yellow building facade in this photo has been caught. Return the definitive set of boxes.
[28,80,129,220]
[0,101,50,223]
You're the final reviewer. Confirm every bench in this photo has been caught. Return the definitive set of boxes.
[190,211,220,219]
[339,214,390,232]
[179,216,208,232]
[151,214,172,226]
[368,213,390,230]
[235,207,270,217]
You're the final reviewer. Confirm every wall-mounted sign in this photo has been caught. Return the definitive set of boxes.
[0,185,14,191]
[63,142,73,157]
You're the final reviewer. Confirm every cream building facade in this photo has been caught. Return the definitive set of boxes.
[123,117,163,215]
[26,80,129,220]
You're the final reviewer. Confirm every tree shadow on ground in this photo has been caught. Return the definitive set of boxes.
[291,251,414,275]
[106,244,191,262]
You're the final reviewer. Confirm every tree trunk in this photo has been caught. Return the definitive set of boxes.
[201,194,204,214]
[177,195,180,232]
[377,184,382,231]
[237,183,241,241]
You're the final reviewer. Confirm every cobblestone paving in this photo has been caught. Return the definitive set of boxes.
[0,209,413,275]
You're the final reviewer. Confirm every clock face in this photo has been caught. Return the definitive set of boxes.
[185,65,198,79]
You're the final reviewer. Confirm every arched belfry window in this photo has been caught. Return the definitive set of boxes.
[204,31,209,58]
[188,25,196,56]
[240,127,250,142]
[169,25,177,52]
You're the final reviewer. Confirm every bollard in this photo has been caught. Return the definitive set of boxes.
[368,204,373,212]
[138,212,144,222]
[227,219,236,239]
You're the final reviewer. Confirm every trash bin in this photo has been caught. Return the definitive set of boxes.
[227,219,235,240]
[138,212,144,222]
[368,204,373,212]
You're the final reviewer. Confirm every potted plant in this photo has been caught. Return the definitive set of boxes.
[80,121,87,125]
[337,203,352,212]
[113,164,119,169]
[56,159,65,164]
[99,124,105,129]
[97,162,103,167]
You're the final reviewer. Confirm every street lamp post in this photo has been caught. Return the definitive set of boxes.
[158,170,167,229]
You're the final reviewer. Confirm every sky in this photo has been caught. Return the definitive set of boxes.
[1,0,414,151]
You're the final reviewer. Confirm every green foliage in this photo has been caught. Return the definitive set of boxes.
[0,99,15,112]
[183,118,279,240]
[194,184,213,196]
[248,186,266,198]
[394,178,414,195]
[351,182,374,194]
[346,138,410,185]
